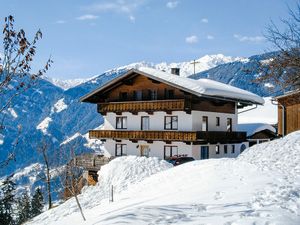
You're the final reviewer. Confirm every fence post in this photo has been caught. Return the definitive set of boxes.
[110,185,114,203]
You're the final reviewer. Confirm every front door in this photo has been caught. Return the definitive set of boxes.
[200,146,209,160]
[140,145,150,157]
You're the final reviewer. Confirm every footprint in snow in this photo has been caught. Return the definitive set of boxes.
[214,191,224,200]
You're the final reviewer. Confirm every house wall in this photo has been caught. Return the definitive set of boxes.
[103,140,248,159]
[104,110,237,132]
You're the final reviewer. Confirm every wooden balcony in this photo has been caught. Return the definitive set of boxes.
[89,130,246,144]
[97,99,191,115]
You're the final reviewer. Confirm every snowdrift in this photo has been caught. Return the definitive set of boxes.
[27,133,300,225]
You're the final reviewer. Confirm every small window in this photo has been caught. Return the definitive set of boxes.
[141,116,150,130]
[231,145,235,154]
[116,116,127,129]
[216,117,220,126]
[227,118,232,132]
[149,89,158,100]
[115,144,127,156]
[202,116,208,131]
[224,145,228,154]
[119,92,128,101]
[164,116,178,130]
[215,145,220,154]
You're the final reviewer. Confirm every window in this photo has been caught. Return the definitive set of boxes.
[202,116,208,131]
[116,116,127,129]
[227,118,232,132]
[240,144,246,153]
[215,145,220,154]
[133,90,143,101]
[119,92,128,101]
[216,117,220,126]
[149,89,158,100]
[164,146,178,159]
[141,116,150,130]
[165,89,174,99]
[164,116,178,130]
[140,145,150,157]
[115,144,127,156]
[224,145,228,154]
[231,145,235,154]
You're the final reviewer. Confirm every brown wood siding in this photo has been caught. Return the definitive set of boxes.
[94,73,235,114]
[106,75,185,101]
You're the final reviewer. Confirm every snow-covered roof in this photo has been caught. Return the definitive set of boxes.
[81,67,264,105]
[237,123,276,137]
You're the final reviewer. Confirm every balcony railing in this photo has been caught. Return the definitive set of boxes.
[89,130,246,143]
[97,99,191,114]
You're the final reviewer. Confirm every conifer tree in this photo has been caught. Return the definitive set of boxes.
[0,174,16,225]
[30,187,44,218]
[16,191,31,224]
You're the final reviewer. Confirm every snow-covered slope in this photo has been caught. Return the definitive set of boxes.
[27,132,300,225]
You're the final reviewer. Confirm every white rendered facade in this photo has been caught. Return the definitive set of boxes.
[101,110,248,160]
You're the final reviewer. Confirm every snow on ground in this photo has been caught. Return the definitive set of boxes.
[36,117,52,135]
[27,132,300,225]
[51,98,68,113]
[239,97,277,124]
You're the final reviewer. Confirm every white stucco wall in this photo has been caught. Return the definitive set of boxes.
[103,110,237,132]
[103,140,248,160]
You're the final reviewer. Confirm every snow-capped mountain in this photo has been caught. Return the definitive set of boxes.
[0,52,279,196]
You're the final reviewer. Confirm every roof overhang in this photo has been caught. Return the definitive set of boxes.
[80,68,263,106]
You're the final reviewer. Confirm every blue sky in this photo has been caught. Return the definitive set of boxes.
[0,0,295,79]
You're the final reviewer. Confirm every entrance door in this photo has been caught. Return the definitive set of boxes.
[200,146,209,160]
[140,145,150,157]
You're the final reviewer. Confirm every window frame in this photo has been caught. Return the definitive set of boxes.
[227,118,232,132]
[116,116,127,129]
[164,146,178,159]
[216,117,220,126]
[224,145,228,154]
[202,116,208,131]
[231,144,235,154]
[141,116,150,130]
[164,116,178,130]
[115,144,127,156]
[215,145,220,154]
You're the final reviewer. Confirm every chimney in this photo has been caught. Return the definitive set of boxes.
[171,68,180,76]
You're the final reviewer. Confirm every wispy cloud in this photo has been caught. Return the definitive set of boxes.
[201,18,208,23]
[129,15,136,23]
[82,0,146,22]
[76,14,99,20]
[185,35,198,44]
[206,35,214,40]
[166,1,179,9]
[233,34,265,43]
[55,20,66,24]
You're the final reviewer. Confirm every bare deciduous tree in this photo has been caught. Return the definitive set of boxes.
[258,3,300,90]
[0,15,52,168]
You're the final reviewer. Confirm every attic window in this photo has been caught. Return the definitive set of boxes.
[119,92,128,101]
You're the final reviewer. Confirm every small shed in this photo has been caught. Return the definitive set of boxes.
[237,123,277,147]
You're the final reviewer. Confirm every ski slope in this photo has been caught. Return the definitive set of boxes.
[27,132,300,225]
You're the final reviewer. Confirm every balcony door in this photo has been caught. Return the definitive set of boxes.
[140,145,150,157]
[200,146,209,160]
